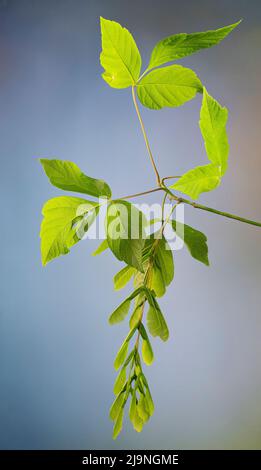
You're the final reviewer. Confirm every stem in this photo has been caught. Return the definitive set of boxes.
[116,182,261,227]
[130,87,260,227]
[131,86,161,186]
[161,192,168,225]
[137,68,149,83]
[117,187,162,200]
[162,184,261,228]
[161,175,181,184]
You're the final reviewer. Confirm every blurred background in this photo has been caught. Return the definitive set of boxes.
[0,0,261,450]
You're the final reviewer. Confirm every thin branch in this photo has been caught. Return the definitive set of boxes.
[137,68,149,83]
[162,184,261,228]
[161,175,181,184]
[117,187,162,200]
[161,192,168,225]
[131,86,161,186]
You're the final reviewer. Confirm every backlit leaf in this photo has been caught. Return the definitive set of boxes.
[129,391,137,422]
[100,17,141,88]
[141,338,154,366]
[129,303,144,329]
[132,408,143,433]
[199,87,229,175]
[137,65,202,110]
[92,239,108,256]
[109,287,145,325]
[148,21,241,69]
[40,159,111,198]
[106,200,146,271]
[171,163,221,200]
[143,233,174,295]
[144,387,154,416]
[114,341,129,371]
[113,408,124,439]
[139,323,154,365]
[109,299,132,325]
[137,395,150,423]
[114,367,127,395]
[146,293,169,341]
[109,392,125,421]
[40,196,99,265]
[171,220,209,266]
[114,266,136,291]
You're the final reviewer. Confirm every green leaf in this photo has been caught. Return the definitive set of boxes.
[114,367,127,395]
[153,237,174,286]
[132,408,144,433]
[113,408,124,439]
[109,287,145,325]
[148,21,241,69]
[114,326,136,370]
[171,220,209,266]
[171,163,221,200]
[137,65,202,110]
[144,387,154,416]
[109,299,132,325]
[100,17,141,88]
[106,200,146,272]
[114,266,136,291]
[143,234,174,295]
[199,87,229,175]
[110,392,125,421]
[139,323,154,365]
[137,395,150,423]
[129,391,137,422]
[150,265,166,297]
[40,159,111,198]
[141,338,154,366]
[146,293,169,342]
[114,325,137,370]
[125,325,138,343]
[123,350,135,368]
[114,341,129,371]
[129,303,144,329]
[40,196,99,266]
[92,239,108,256]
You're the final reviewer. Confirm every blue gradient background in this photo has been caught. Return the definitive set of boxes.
[0,0,261,450]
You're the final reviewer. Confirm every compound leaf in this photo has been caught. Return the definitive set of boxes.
[148,21,241,69]
[137,65,202,110]
[40,159,111,198]
[100,17,141,88]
